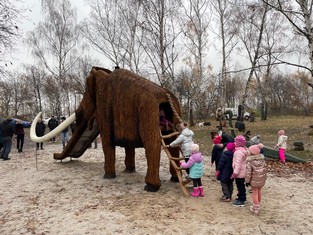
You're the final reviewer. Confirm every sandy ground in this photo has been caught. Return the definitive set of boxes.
[1,137,313,235]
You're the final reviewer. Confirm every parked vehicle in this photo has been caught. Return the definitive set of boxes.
[217,107,250,120]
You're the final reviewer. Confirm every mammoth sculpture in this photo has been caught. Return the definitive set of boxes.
[30,67,181,192]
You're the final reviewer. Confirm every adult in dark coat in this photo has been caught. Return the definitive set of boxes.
[220,131,234,147]
[36,118,46,150]
[48,116,59,142]
[216,142,235,201]
[14,120,25,152]
[0,118,15,160]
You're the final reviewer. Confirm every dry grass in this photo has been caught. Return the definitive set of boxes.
[192,115,313,162]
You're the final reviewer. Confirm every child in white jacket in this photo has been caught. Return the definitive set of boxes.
[167,122,194,174]
[274,130,288,163]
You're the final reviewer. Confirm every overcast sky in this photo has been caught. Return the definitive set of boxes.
[6,0,302,75]
[7,0,90,71]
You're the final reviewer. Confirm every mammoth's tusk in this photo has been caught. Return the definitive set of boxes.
[30,112,76,143]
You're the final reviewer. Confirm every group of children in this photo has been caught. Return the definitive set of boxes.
[211,129,288,215]
[166,120,288,216]
[212,135,266,215]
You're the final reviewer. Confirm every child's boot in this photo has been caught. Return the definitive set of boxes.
[191,187,199,197]
[199,186,204,197]
[250,204,260,215]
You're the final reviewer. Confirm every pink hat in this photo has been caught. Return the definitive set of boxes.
[278,130,285,135]
[213,136,222,144]
[226,142,235,152]
[248,143,264,155]
[234,135,246,147]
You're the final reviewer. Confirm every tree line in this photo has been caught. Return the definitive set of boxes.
[1,0,313,123]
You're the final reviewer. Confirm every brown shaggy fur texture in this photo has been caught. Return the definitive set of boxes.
[54,67,181,192]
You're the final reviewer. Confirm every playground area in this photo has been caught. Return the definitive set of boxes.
[0,125,313,234]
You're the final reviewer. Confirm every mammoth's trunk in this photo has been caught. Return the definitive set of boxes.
[30,112,76,143]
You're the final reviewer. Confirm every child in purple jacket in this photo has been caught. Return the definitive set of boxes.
[180,144,204,197]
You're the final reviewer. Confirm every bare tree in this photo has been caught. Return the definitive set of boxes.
[81,0,145,73]
[0,79,13,116]
[139,0,182,86]
[211,0,238,106]
[26,0,80,117]
[255,7,293,119]
[117,0,145,73]
[23,65,47,114]
[261,0,313,77]
[232,1,269,115]
[81,0,125,67]
[179,0,212,124]
[66,54,101,112]
[0,0,23,74]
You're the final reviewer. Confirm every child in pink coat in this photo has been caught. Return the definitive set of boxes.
[231,135,249,207]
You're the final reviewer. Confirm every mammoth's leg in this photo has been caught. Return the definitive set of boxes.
[124,147,136,173]
[143,141,161,192]
[102,137,116,179]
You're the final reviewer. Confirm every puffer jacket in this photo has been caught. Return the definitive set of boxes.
[0,120,14,138]
[169,128,194,157]
[276,135,288,149]
[245,154,267,188]
[217,150,234,183]
[232,146,249,178]
[211,144,224,169]
[180,152,203,179]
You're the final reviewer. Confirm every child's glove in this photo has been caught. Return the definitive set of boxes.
[230,173,237,179]
[245,183,251,187]
[215,171,220,177]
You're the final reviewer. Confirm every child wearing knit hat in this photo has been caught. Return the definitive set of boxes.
[246,143,267,215]
[216,142,235,202]
[274,129,288,163]
[232,135,249,207]
[180,144,204,197]
[211,135,224,170]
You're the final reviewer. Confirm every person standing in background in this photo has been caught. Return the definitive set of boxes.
[36,118,46,150]
[60,117,69,149]
[0,117,15,160]
[48,115,59,143]
[15,120,25,153]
